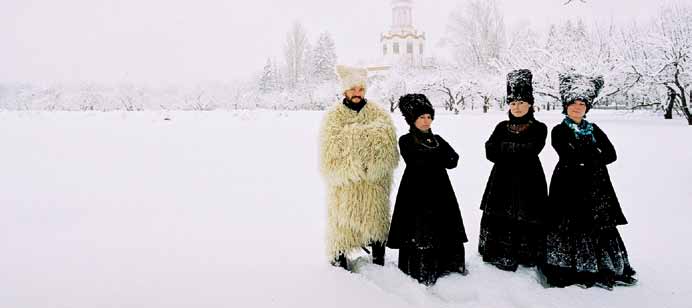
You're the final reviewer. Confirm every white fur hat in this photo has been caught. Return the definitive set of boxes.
[336,65,368,93]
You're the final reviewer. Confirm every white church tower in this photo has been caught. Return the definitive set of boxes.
[380,0,426,68]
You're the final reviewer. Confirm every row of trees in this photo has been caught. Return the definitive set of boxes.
[0,82,271,111]
[251,0,691,126]
[1,1,689,126]
[259,22,338,93]
[0,21,341,112]
[429,0,692,124]
[255,22,341,110]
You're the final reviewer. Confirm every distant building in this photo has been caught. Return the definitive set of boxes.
[368,0,428,73]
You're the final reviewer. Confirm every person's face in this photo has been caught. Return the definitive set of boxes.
[509,100,531,118]
[414,114,433,132]
[345,86,365,103]
[567,100,587,122]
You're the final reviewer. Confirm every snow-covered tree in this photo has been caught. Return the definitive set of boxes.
[421,69,470,114]
[284,21,309,89]
[301,40,314,86]
[446,0,506,73]
[502,18,621,110]
[374,72,408,113]
[498,22,560,109]
[259,58,281,93]
[311,32,338,83]
[116,83,145,111]
[648,2,692,124]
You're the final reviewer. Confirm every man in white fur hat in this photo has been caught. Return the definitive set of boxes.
[319,65,399,270]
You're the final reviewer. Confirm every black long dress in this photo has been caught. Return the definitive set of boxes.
[479,111,548,271]
[387,128,468,285]
[540,119,636,288]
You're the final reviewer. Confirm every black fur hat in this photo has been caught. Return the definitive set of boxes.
[559,72,604,113]
[507,69,534,105]
[398,93,435,126]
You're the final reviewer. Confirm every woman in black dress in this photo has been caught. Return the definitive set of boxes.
[387,93,468,285]
[479,69,549,271]
[540,72,637,290]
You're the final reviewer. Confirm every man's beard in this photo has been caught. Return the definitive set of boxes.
[347,96,363,103]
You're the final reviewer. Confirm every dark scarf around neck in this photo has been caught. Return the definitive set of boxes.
[342,97,367,113]
[507,109,535,134]
[409,126,439,148]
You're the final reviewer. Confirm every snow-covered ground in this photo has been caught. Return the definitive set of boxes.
[1,108,690,308]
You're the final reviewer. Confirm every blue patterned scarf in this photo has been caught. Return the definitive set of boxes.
[563,117,596,143]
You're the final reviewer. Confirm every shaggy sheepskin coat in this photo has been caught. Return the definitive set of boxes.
[319,101,399,259]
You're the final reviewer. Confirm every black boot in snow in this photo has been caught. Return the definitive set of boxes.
[331,254,348,270]
[493,262,519,272]
[459,261,469,276]
[615,275,638,286]
[371,241,385,266]
[594,279,614,291]
[594,271,619,290]
[616,266,638,286]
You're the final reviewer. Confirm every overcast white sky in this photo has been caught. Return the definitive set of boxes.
[0,0,679,84]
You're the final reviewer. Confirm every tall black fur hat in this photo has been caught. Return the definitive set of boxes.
[559,72,604,112]
[398,93,435,126]
[507,69,534,104]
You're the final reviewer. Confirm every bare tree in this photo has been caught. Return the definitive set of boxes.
[284,21,309,89]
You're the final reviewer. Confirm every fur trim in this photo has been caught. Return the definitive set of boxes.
[336,65,368,93]
[319,101,399,259]
[507,69,534,104]
[398,93,435,126]
[559,72,604,108]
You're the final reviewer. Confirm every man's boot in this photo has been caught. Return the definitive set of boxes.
[372,241,385,266]
[331,254,348,270]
